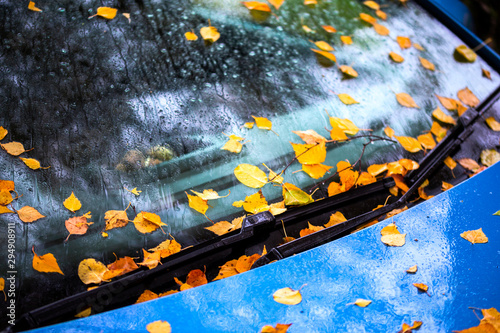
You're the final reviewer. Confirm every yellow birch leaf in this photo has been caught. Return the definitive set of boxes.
[134,211,167,234]
[458,158,481,172]
[419,56,435,71]
[149,239,182,258]
[300,222,324,237]
[397,36,412,49]
[101,232,108,238]
[363,0,380,10]
[435,94,460,111]
[311,49,336,63]
[65,215,93,239]
[28,1,42,12]
[263,163,284,184]
[75,307,91,318]
[396,136,422,153]
[200,26,220,43]
[486,117,500,131]
[380,223,406,246]
[329,117,359,135]
[32,247,64,275]
[354,299,372,307]
[146,320,172,333]
[185,192,209,214]
[282,183,314,206]
[444,156,457,170]
[221,139,243,153]
[260,323,292,333]
[337,160,358,191]
[399,159,419,171]
[1,142,28,156]
[461,228,488,244]
[137,249,161,269]
[185,31,198,41]
[106,256,139,276]
[367,163,388,177]
[243,1,272,12]
[322,25,337,33]
[324,211,347,227]
[292,130,327,145]
[64,192,82,213]
[244,122,255,129]
[213,259,239,281]
[483,68,492,80]
[78,258,108,284]
[268,0,285,9]
[226,134,244,141]
[135,290,159,304]
[0,127,8,140]
[442,181,454,191]
[376,10,387,20]
[205,221,236,236]
[17,206,45,223]
[327,181,343,197]
[104,208,129,231]
[373,23,389,36]
[387,161,404,176]
[273,287,302,305]
[389,52,404,63]
[234,164,268,188]
[356,172,376,185]
[481,149,500,167]
[337,93,359,105]
[455,45,476,62]
[431,121,447,141]
[359,13,377,24]
[19,157,50,170]
[417,133,436,150]
[314,41,334,52]
[457,87,480,107]
[406,265,418,273]
[125,187,142,196]
[302,25,315,33]
[252,116,273,130]
[432,107,456,125]
[242,190,269,214]
[413,43,425,51]
[395,92,419,108]
[290,141,326,165]
[330,127,348,141]
[269,201,287,216]
[384,126,395,138]
[236,254,261,273]
[190,189,230,200]
[233,200,244,208]
[339,65,358,78]
[90,7,118,20]
[0,205,14,214]
[340,36,353,45]
[401,321,423,333]
[302,164,332,179]
[413,283,428,292]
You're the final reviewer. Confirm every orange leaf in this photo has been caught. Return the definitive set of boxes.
[311,49,336,63]
[290,141,326,165]
[137,249,161,269]
[184,31,198,41]
[441,181,454,191]
[363,1,380,10]
[301,164,332,179]
[356,171,376,186]
[292,130,328,144]
[235,254,261,273]
[19,157,50,170]
[330,127,348,141]
[336,93,359,105]
[384,126,395,138]
[376,10,387,20]
[431,121,447,142]
[460,228,488,244]
[260,323,292,333]
[133,211,167,234]
[135,290,159,304]
[327,181,343,197]
[242,1,271,12]
[417,133,436,150]
[340,36,353,45]
[252,115,273,130]
[339,65,358,78]
[373,23,389,36]
[104,207,129,231]
[396,36,411,49]
[329,117,359,135]
[444,156,457,170]
[28,1,42,12]
[486,117,500,131]
[32,246,64,275]
[17,206,45,223]
[457,158,481,172]
[1,142,29,156]
[268,0,285,9]
[64,192,82,213]
[146,320,171,333]
[389,52,404,63]
[186,192,209,215]
[413,283,428,292]
[0,190,13,206]
[90,7,118,20]
[359,13,377,25]
[432,107,456,125]
[380,223,406,246]
[314,41,334,52]
[213,259,239,281]
[324,211,347,228]
[482,68,492,80]
[0,126,8,140]
[0,205,14,215]
[78,258,108,284]
[65,214,93,239]
[321,25,337,33]
[200,25,220,43]
[186,269,208,287]
[300,222,324,237]
[435,94,461,111]
[396,136,422,153]
[457,87,480,107]
[395,92,419,108]
[367,163,388,176]
[107,256,139,276]
[419,56,435,71]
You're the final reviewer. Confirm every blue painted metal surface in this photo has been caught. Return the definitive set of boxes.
[432,0,474,30]
[29,163,500,332]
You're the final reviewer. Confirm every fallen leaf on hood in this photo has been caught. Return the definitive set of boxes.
[380,223,406,246]
[461,228,488,244]
[146,320,171,333]
[273,287,302,305]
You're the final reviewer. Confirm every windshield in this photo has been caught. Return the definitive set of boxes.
[1,0,499,326]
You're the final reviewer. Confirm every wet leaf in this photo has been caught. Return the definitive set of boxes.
[431,121,447,142]
[190,189,230,200]
[482,68,492,80]
[302,164,332,179]
[455,45,476,62]
[268,0,285,9]
[376,10,387,20]
[406,265,418,273]
[32,246,64,275]
[413,43,425,51]
[65,214,93,240]
[432,107,456,125]
[389,52,404,63]
[340,36,353,45]
[330,127,348,141]
[322,25,337,33]
[442,181,454,191]
[413,283,428,292]
[363,0,380,10]
[397,36,411,49]
[485,117,500,131]
[329,117,359,135]
[339,65,358,78]
[396,136,422,153]
[28,1,42,12]
[354,299,372,307]
[75,307,91,318]
[395,92,419,108]
[244,122,255,129]
[206,219,241,236]
[149,238,182,258]
[419,57,435,71]
[19,157,50,170]
[417,133,436,150]
[186,269,208,287]
[458,158,481,172]
[457,87,480,107]
[359,13,377,25]
[384,126,395,138]
[221,139,243,153]
[136,290,159,304]
[291,141,326,165]
[435,94,460,111]
[380,223,406,247]
[234,164,268,188]
[269,201,287,216]
[0,190,13,206]
[444,156,457,170]
[260,323,292,333]
[0,205,14,214]
[64,192,82,213]
[356,172,376,186]
[213,259,239,281]
[314,41,334,52]
[137,249,161,269]
[418,179,433,200]
[252,116,273,130]
[263,163,284,184]
[480,149,500,167]
[338,160,358,191]
[90,7,118,20]
[0,127,7,140]
[282,183,314,206]
[106,256,139,276]
[399,321,423,333]
[324,211,347,228]
[461,228,488,244]
[311,49,336,63]
[124,187,142,196]
[236,254,261,273]
[146,320,171,333]
[133,211,167,234]
[241,190,270,214]
[104,207,129,231]
[336,93,359,105]
[367,163,388,176]
[327,181,342,197]
[300,221,324,237]
[78,258,108,284]
[17,206,45,223]
[373,23,389,36]
[200,25,220,43]
[386,206,408,218]
[273,287,302,305]
[292,130,328,144]
[242,1,271,11]
[1,142,29,156]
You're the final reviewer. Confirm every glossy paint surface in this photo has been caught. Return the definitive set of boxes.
[30,162,500,332]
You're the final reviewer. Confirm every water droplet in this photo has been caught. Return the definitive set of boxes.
[57,7,65,12]
[249,51,256,56]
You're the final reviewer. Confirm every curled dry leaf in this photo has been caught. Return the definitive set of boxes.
[460,228,488,244]
[64,192,82,213]
[133,211,167,234]
[104,205,130,231]
[482,68,492,80]
[32,246,64,275]
[17,206,45,223]
[380,223,406,247]
[124,187,142,196]
[406,265,418,273]
[273,287,302,305]
[395,93,419,108]
[234,164,268,188]
[146,320,172,333]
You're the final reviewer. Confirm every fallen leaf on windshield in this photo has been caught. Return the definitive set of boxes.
[292,130,328,145]
[0,205,13,214]
[269,201,287,216]
[136,290,159,304]
[454,45,476,62]
[236,254,261,273]
[419,57,435,71]
[389,52,404,63]
[432,107,456,125]
[133,211,167,234]
[384,126,395,138]
[146,320,171,333]
[454,308,500,333]
[418,179,433,200]
[324,211,347,227]
[78,258,108,284]
[106,256,139,277]
[64,192,82,213]
[213,259,239,281]
[363,1,380,10]
[282,183,314,206]
[461,228,488,244]
[206,220,238,236]
[367,163,388,177]
[413,43,425,51]
[124,187,142,196]
[381,223,406,247]
[262,163,284,184]
[0,127,7,140]
[338,160,358,191]
[376,10,387,20]
[339,65,358,78]
[311,49,336,63]
[481,149,500,167]
[260,323,292,333]
[191,189,230,200]
[399,321,423,333]
[300,222,324,237]
[137,249,161,269]
[19,157,50,170]
[241,190,270,214]
[268,0,284,9]
[291,141,326,165]
[32,246,64,275]
[327,181,342,197]
[244,122,255,129]
[104,204,130,231]
[457,158,481,172]
[397,36,411,49]
[360,13,377,24]
[329,117,359,135]
[340,36,353,45]
[149,238,182,258]
[395,93,419,108]
[1,142,30,156]
[314,41,334,52]
[28,1,42,12]
[435,94,460,111]
[444,156,457,170]
[485,117,500,131]
[65,213,93,241]
[302,164,332,179]
[337,93,359,105]
[413,283,428,292]
[431,121,447,142]
[406,265,418,273]
[482,68,492,80]
[221,139,243,153]
[17,206,45,223]
[200,24,220,43]
[89,7,118,19]
[234,164,268,188]
[273,287,302,305]
[396,136,422,153]
[417,133,436,150]
[373,23,389,36]
[322,25,337,33]
[252,116,274,131]
[457,87,480,107]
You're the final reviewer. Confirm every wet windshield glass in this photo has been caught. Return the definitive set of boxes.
[1,0,499,323]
